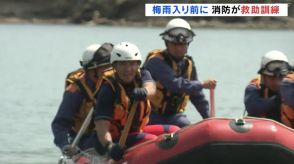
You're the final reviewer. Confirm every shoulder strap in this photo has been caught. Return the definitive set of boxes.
[66,68,96,103]
[75,79,96,103]
[184,55,193,80]
[185,55,197,80]
[144,49,166,66]
[145,49,164,60]
[65,68,84,88]
[102,72,117,91]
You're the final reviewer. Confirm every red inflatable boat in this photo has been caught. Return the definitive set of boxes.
[123,117,294,164]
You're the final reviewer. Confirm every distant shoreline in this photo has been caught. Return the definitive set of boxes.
[1,0,294,30]
[1,16,294,29]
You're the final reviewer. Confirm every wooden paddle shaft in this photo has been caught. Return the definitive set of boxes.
[119,101,139,147]
[71,108,94,147]
[210,89,215,117]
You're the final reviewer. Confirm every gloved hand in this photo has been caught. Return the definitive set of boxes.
[131,88,148,100]
[108,143,124,161]
[62,145,78,157]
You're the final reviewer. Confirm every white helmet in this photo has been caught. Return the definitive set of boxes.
[160,18,195,44]
[165,18,192,31]
[80,44,101,67]
[111,42,142,64]
[258,50,289,76]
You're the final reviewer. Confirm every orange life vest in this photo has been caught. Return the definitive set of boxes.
[102,71,151,140]
[145,49,193,115]
[281,73,294,128]
[65,68,113,134]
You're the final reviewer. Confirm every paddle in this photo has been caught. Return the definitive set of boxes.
[58,107,94,163]
[71,108,94,147]
[209,88,215,117]
[110,101,138,164]
[71,76,101,148]
[118,101,139,147]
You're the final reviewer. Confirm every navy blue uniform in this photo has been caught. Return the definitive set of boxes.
[52,73,98,151]
[281,77,294,108]
[244,80,281,122]
[144,52,209,127]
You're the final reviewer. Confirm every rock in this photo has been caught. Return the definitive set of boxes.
[0,0,293,29]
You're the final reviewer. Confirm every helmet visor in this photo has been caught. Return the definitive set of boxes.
[260,61,289,77]
[168,28,194,38]
[266,61,289,72]
[161,28,195,44]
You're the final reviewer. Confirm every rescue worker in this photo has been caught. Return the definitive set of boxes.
[280,64,294,128]
[51,43,113,157]
[244,50,291,122]
[94,42,180,161]
[144,18,217,128]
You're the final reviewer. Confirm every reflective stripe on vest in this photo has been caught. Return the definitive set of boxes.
[102,71,151,140]
[145,49,193,115]
[281,73,294,128]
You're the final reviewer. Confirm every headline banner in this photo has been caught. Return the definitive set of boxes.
[145,4,288,16]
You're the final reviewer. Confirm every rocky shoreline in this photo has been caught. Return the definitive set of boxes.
[1,16,294,29]
[1,0,294,29]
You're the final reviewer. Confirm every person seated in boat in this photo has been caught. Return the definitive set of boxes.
[244,50,291,123]
[51,43,113,157]
[94,42,180,161]
[143,18,217,128]
[280,64,294,128]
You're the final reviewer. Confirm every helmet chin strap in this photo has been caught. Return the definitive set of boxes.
[95,69,100,79]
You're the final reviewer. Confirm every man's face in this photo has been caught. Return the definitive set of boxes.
[263,75,283,91]
[113,61,140,84]
[166,42,188,60]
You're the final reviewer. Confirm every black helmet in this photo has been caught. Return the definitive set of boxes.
[80,42,113,69]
